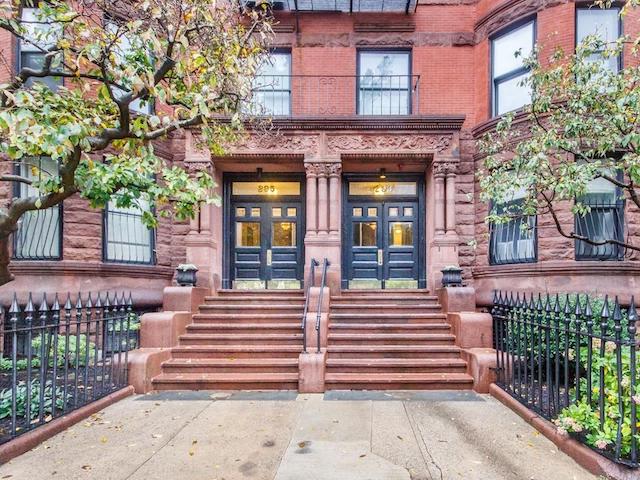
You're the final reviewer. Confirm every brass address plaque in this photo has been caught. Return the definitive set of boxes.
[232,182,301,196]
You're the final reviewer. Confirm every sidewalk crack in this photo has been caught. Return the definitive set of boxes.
[402,402,442,480]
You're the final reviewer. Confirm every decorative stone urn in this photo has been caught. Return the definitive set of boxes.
[441,266,463,288]
[176,264,198,287]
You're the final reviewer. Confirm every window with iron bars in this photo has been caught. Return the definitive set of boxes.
[489,195,537,265]
[103,197,156,265]
[12,157,62,260]
[357,50,411,115]
[250,50,291,116]
[575,172,624,261]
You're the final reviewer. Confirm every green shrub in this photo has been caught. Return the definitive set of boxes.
[0,357,41,372]
[0,379,70,420]
[31,334,96,368]
[555,344,640,457]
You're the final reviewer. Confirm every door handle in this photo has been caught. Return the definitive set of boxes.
[267,249,272,266]
[377,249,383,266]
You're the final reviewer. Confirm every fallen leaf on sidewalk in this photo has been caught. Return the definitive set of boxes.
[81,465,92,471]
[151,434,163,439]
[100,437,108,444]
[359,454,366,458]
[396,435,403,440]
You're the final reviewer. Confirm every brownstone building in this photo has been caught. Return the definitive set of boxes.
[2,1,640,390]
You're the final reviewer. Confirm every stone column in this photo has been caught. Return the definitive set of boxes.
[433,163,447,237]
[305,164,318,237]
[328,164,342,236]
[317,170,329,235]
[445,166,457,237]
[183,130,217,290]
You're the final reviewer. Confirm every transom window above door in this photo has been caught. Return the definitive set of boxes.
[358,51,411,115]
[491,20,536,116]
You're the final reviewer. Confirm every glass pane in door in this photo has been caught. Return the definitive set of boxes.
[272,221,296,247]
[236,222,260,247]
[353,222,377,246]
[389,222,413,246]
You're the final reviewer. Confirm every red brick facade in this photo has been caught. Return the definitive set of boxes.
[2,0,640,307]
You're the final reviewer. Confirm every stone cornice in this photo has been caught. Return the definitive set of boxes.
[471,109,530,138]
[472,260,640,279]
[12,261,175,279]
[474,0,570,40]
[256,115,466,132]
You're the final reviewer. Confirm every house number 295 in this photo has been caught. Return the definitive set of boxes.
[258,185,277,193]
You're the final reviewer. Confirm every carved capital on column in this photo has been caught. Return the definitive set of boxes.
[185,161,214,175]
[305,163,322,178]
[433,161,457,178]
[326,163,342,178]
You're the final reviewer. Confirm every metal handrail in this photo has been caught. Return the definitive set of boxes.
[315,258,330,354]
[301,259,319,353]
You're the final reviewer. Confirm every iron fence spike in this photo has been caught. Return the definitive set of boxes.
[52,293,60,312]
[564,294,572,315]
[75,292,83,309]
[39,293,49,312]
[95,293,102,308]
[574,294,582,316]
[64,293,72,310]
[25,292,34,313]
[86,292,93,309]
[9,293,19,315]
[553,293,561,313]
[584,296,593,319]
[601,294,610,320]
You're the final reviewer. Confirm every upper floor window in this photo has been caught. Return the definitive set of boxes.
[576,6,621,73]
[19,6,62,90]
[103,197,155,264]
[13,157,62,260]
[252,51,291,116]
[358,50,411,115]
[491,20,535,116]
[575,171,624,261]
[489,187,537,265]
[105,18,153,115]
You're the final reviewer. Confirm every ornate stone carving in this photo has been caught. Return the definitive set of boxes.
[326,134,452,153]
[185,161,213,174]
[433,161,457,177]
[231,133,320,153]
[304,162,342,177]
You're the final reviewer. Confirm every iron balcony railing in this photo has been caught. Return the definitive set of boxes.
[492,291,639,468]
[0,291,139,445]
[249,75,421,117]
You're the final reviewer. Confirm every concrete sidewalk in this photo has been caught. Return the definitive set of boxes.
[0,391,594,480]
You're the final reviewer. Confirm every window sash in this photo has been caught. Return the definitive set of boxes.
[252,52,291,116]
[576,7,621,73]
[491,20,535,116]
[357,51,411,115]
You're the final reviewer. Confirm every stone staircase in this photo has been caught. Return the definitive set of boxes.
[152,290,305,390]
[325,290,474,390]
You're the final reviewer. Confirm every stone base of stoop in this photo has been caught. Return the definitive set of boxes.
[490,384,637,480]
[0,386,134,464]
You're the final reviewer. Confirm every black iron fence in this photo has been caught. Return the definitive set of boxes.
[0,291,139,445]
[492,291,639,467]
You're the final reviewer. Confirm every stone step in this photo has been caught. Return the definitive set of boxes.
[324,372,474,390]
[206,295,304,304]
[327,333,456,345]
[162,358,299,374]
[171,345,302,359]
[329,313,447,324]
[152,372,299,390]
[329,304,442,314]
[192,313,302,323]
[187,323,301,334]
[199,304,304,313]
[325,358,468,374]
[179,333,303,346]
[329,323,451,334]
[327,344,462,359]
[216,289,303,296]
